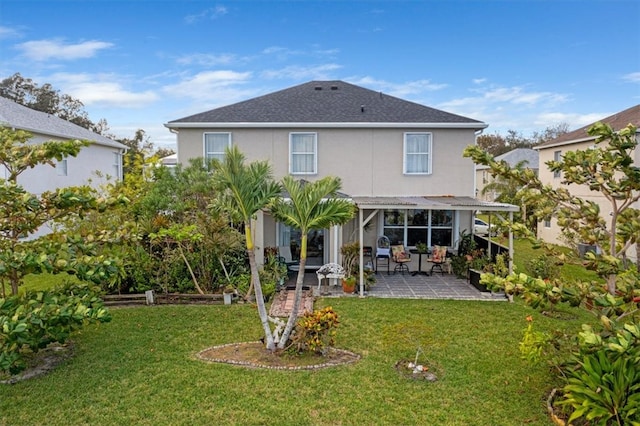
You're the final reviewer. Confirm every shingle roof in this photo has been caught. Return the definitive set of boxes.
[166,80,485,128]
[536,104,640,149]
[0,96,126,149]
[476,148,539,170]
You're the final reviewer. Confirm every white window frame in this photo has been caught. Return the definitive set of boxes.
[203,132,232,163]
[113,152,122,180]
[289,132,317,175]
[403,132,432,175]
[56,159,68,176]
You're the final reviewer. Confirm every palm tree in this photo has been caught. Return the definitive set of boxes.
[270,176,355,349]
[481,159,538,231]
[211,146,282,351]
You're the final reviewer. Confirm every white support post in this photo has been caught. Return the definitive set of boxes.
[358,207,365,297]
[508,211,514,274]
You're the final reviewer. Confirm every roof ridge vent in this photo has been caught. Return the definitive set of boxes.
[330,85,338,90]
[314,86,322,90]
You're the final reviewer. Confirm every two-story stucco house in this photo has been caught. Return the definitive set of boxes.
[1,96,127,236]
[0,96,127,192]
[535,104,640,264]
[165,80,517,277]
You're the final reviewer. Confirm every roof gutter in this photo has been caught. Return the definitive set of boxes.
[164,121,488,130]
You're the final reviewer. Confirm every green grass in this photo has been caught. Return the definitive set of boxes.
[1,273,80,296]
[510,238,601,282]
[0,298,594,425]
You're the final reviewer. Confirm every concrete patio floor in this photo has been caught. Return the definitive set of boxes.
[285,270,507,301]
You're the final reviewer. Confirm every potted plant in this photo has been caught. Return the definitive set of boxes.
[341,242,360,294]
[341,275,357,293]
[415,241,428,254]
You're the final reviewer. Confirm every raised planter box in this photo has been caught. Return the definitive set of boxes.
[468,269,489,292]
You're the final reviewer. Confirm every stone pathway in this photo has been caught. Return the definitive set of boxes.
[268,288,315,317]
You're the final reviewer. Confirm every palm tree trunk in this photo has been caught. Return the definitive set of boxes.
[245,223,276,351]
[178,246,204,295]
[278,235,307,348]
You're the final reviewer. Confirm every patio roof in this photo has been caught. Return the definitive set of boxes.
[351,195,519,212]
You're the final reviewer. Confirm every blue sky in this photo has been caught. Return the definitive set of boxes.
[1,0,639,149]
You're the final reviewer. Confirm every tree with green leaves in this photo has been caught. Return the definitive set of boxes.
[464,122,640,424]
[481,159,538,231]
[270,176,355,348]
[0,126,125,296]
[211,146,282,351]
[0,73,103,134]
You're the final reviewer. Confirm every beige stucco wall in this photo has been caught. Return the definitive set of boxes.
[176,127,477,197]
[537,137,638,263]
[176,125,481,266]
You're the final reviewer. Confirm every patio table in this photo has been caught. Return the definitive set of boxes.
[409,249,430,276]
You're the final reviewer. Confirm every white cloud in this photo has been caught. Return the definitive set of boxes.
[49,73,158,107]
[622,72,640,83]
[0,25,21,40]
[184,5,228,24]
[472,78,487,85]
[162,70,253,102]
[16,39,113,61]
[348,77,447,97]
[535,112,610,129]
[176,53,240,66]
[261,64,341,80]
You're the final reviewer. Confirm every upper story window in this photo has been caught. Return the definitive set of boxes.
[553,150,562,178]
[290,132,317,175]
[204,133,231,162]
[404,133,432,174]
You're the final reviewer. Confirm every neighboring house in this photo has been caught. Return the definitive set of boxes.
[165,80,518,275]
[475,148,539,201]
[0,96,127,235]
[160,153,178,168]
[535,104,640,263]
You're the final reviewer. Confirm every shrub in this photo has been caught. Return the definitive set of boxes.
[0,282,111,374]
[289,307,339,355]
[525,254,560,280]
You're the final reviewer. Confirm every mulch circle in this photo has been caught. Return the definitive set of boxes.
[0,342,74,384]
[197,341,360,370]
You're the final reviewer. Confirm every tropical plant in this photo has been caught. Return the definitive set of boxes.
[289,306,339,355]
[270,176,355,349]
[481,159,538,232]
[0,127,127,297]
[0,282,111,374]
[211,146,282,351]
[465,122,640,424]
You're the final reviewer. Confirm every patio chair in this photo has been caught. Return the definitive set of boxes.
[429,245,448,275]
[315,263,345,294]
[391,245,411,275]
[375,236,391,274]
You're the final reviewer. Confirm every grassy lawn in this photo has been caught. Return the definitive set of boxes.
[1,273,80,296]
[0,298,593,425]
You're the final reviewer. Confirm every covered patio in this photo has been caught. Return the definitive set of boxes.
[351,195,520,297]
[287,269,507,301]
